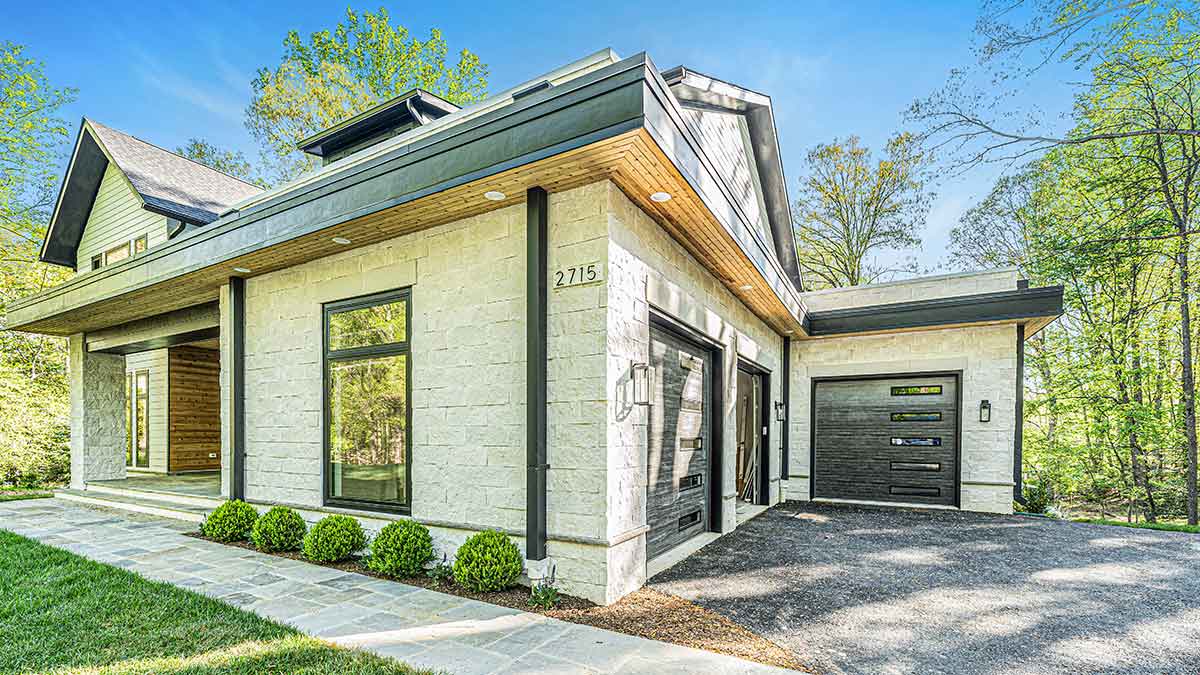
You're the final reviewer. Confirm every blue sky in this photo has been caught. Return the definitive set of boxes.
[7,0,1065,273]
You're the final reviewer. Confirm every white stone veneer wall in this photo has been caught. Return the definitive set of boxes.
[68,333,126,489]
[787,324,1019,514]
[235,183,612,602]
[604,181,785,603]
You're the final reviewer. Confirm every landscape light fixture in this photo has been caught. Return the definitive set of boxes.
[631,362,653,406]
[979,399,992,423]
[649,191,672,203]
[484,190,506,201]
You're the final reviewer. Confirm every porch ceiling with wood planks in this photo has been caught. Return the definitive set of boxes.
[9,128,807,337]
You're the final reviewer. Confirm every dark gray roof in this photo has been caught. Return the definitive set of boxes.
[87,120,262,223]
[39,119,263,268]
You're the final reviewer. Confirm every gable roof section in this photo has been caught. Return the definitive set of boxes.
[39,119,263,268]
[661,67,802,291]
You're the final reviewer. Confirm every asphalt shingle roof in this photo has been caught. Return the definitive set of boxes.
[87,119,262,223]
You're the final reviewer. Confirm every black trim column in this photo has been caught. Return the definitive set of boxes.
[525,187,549,561]
[1014,323,1026,502]
[781,337,791,482]
[229,277,246,501]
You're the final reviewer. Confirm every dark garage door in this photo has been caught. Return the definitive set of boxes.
[812,374,958,506]
[646,323,712,559]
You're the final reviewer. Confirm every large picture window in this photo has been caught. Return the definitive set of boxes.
[323,288,411,512]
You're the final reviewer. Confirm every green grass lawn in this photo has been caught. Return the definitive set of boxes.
[0,529,434,675]
[1074,518,1200,534]
[0,491,51,502]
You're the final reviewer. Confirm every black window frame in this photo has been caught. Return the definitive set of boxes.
[321,287,413,515]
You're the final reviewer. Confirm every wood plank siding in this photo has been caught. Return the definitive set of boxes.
[76,163,167,274]
[167,346,220,472]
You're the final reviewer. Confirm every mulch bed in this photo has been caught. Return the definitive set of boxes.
[186,531,809,671]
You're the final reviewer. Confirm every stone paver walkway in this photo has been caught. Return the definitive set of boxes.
[0,498,796,675]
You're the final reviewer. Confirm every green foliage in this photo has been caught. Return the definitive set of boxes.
[792,133,932,288]
[0,43,73,489]
[175,138,265,187]
[365,520,433,577]
[303,515,367,562]
[452,530,523,593]
[1019,482,1054,515]
[426,553,453,586]
[250,506,307,552]
[528,582,560,610]
[201,500,259,542]
[247,8,488,183]
[1074,518,1200,534]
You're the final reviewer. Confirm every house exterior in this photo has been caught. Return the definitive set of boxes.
[7,49,1061,604]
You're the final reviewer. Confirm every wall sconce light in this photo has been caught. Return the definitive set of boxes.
[979,399,992,423]
[774,401,786,422]
[632,362,653,406]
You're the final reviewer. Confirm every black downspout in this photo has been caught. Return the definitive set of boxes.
[1013,323,1026,504]
[781,337,791,485]
[525,187,549,560]
[229,276,246,501]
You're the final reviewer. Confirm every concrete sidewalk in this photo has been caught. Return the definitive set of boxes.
[0,498,797,675]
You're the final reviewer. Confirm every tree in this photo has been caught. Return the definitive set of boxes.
[175,138,263,187]
[920,1,1200,524]
[0,43,74,486]
[246,8,488,184]
[791,133,933,288]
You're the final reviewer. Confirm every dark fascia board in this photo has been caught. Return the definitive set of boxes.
[642,58,807,326]
[805,285,1065,337]
[89,326,220,355]
[298,89,460,158]
[40,123,109,268]
[11,52,809,333]
[660,66,802,292]
[8,54,649,328]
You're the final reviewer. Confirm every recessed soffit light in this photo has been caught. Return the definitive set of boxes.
[739,284,754,291]
[649,191,672,203]
[232,267,252,274]
[484,190,506,201]
[331,236,352,245]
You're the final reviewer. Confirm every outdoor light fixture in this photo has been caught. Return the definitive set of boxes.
[739,284,754,291]
[331,236,352,245]
[775,400,786,422]
[979,399,992,423]
[631,362,653,406]
[232,267,251,274]
[484,190,506,201]
[649,191,672,203]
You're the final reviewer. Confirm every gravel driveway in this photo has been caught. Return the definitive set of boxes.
[650,502,1200,675]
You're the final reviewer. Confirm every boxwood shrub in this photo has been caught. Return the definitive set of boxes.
[200,500,258,542]
[303,515,366,562]
[366,520,434,577]
[453,530,523,592]
[250,506,307,552]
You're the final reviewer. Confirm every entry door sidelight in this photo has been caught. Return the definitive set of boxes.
[646,323,713,560]
[127,369,150,469]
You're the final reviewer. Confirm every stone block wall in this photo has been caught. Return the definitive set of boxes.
[787,323,1019,513]
[68,333,126,489]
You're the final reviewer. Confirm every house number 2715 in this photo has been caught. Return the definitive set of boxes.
[553,262,603,289]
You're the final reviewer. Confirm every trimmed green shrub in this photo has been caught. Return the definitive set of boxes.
[365,520,433,577]
[250,506,307,552]
[303,515,366,562]
[1020,481,1053,515]
[453,530,523,592]
[201,500,258,542]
